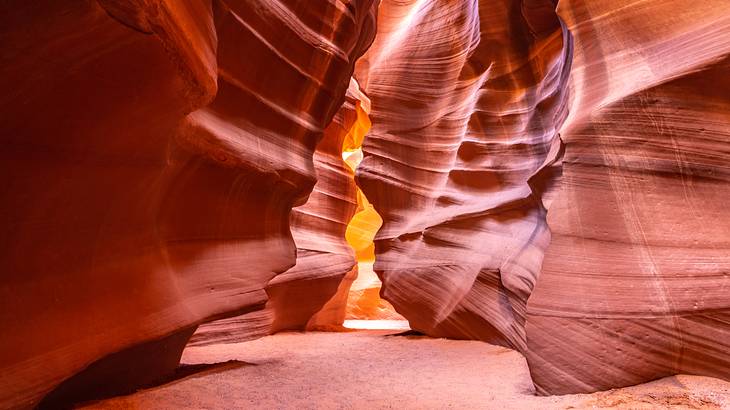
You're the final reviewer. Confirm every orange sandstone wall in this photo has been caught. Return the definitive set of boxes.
[267,79,365,332]
[0,0,377,407]
[3,0,730,403]
[189,79,375,341]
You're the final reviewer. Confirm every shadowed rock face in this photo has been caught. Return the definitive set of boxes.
[189,79,374,343]
[357,0,730,396]
[0,0,377,407]
[355,0,571,350]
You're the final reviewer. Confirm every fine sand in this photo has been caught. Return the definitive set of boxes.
[81,330,730,409]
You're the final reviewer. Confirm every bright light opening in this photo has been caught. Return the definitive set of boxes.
[342,319,410,330]
[340,84,409,331]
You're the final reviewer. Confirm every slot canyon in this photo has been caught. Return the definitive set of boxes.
[1,0,730,409]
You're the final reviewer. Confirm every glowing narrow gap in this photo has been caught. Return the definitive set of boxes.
[340,84,408,330]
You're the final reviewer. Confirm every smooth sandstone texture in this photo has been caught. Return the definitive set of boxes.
[3,0,730,404]
[356,0,730,395]
[345,261,404,321]
[191,79,374,342]
[269,80,372,332]
[355,0,571,350]
[0,0,377,407]
[527,57,730,395]
[525,0,730,395]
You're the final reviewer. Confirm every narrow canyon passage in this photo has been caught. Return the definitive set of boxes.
[3,0,730,408]
[82,330,730,409]
[340,110,408,330]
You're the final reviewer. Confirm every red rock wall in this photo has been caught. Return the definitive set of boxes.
[525,0,730,395]
[190,79,373,342]
[357,0,730,396]
[355,0,571,350]
[527,57,730,395]
[0,0,377,407]
[4,0,730,403]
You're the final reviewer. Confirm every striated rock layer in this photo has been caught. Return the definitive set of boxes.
[525,0,730,395]
[355,0,571,350]
[356,0,730,395]
[191,79,374,343]
[0,0,377,407]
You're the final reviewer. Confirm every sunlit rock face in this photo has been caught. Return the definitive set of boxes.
[525,0,730,395]
[337,98,403,323]
[355,0,571,350]
[308,83,382,328]
[356,0,730,395]
[0,0,377,407]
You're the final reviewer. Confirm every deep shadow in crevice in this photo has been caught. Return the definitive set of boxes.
[40,359,253,410]
[157,360,254,385]
[386,329,425,338]
[34,325,253,409]
[37,326,197,409]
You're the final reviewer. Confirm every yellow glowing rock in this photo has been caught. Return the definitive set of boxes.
[345,204,382,261]
[340,90,382,263]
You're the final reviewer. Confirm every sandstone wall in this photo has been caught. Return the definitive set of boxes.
[355,0,730,394]
[355,0,571,350]
[525,0,730,394]
[0,0,377,407]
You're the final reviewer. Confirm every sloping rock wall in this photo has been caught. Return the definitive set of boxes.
[355,0,571,350]
[0,0,377,407]
[356,0,730,395]
[525,0,730,394]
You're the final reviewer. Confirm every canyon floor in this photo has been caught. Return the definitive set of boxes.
[80,329,730,410]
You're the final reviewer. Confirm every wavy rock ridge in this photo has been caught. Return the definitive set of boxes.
[525,0,730,394]
[357,0,730,396]
[355,0,571,350]
[190,79,374,343]
[0,0,376,407]
[3,0,730,405]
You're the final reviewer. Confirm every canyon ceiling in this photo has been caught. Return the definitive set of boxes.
[1,0,729,408]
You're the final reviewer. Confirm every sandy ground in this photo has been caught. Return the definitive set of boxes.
[80,330,730,409]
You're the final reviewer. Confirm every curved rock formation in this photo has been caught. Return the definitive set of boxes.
[267,79,364,332]
[307,82,381,328]
[4,0,730,404]
[525,0,730,395]
[345,261,404,321]
[0,0,377,407]
[190,79,374,342]
[355,0,571,349]
[356,0,730,395]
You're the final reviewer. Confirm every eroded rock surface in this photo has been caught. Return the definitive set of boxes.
[0,0,377,407]
[355,0,571,349]
[356,0,730,395]
[525,0,730,394]
[3,0,730,404]
[191,79,374,342]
